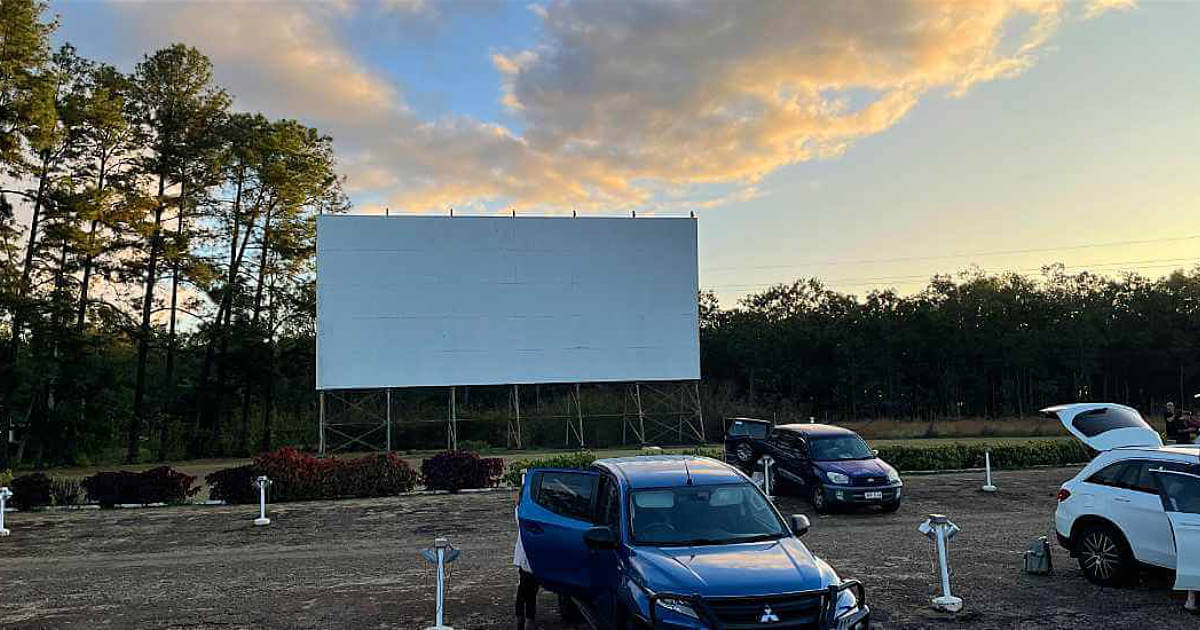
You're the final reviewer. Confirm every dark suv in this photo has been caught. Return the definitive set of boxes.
[725,420,903,514]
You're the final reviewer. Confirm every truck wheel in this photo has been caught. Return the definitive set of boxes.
[558,594,583,624]
[810,483,830,514]
[1076,523,1133,586]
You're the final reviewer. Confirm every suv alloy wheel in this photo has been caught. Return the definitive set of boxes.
[735,442,754,463]
[811,483,830,514]
[1076,523,1133,586]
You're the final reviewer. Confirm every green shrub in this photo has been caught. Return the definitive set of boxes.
[81,467,199,508]
[457,440,494,454]
[10,473,53,510]
[664,446,725,459]
[0,469,11,487]
[876,440,1092,472]
[502,450,597,486]
[205,465,260,504]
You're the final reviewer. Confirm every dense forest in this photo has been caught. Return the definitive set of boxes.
[700,267,1200,423]
[1,1,344,469]
[2,1,1197,468]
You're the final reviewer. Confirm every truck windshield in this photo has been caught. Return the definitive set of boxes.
[630,483,787,546]
[810,435,874,461]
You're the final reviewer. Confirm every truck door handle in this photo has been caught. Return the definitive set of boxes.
[1113,497,1131,503]
[523,522,544,534]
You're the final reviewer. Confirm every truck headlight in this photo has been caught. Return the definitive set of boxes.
[825,471,850,485]
[656,597,699,619]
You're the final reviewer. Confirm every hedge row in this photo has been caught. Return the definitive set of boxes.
[421,451,505,493]
[81,467,199,508]
[876,439,1093,472]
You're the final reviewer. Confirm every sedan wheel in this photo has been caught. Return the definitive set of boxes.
[1077,525,1130,586]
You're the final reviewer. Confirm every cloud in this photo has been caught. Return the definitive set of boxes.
[92,0,1125,213]
[1082,0,1137,20]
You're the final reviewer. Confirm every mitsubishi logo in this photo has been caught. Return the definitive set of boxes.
[759,605,780,624]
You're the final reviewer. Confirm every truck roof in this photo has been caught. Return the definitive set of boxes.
[774,423,858,437]
[596,455,745,489]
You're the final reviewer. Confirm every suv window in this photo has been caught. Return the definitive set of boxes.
[773,431,803,451]
[1073,406,1147,437]
[728,420,769,439]
[535,471,597,521]
[1154,472,1200,514]
[1087,459,1196,493]
[1086,461,1138,488]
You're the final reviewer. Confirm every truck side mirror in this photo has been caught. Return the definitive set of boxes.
[584,526,618,550]
[790,514,810,536]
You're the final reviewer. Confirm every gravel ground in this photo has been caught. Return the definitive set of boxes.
[0,466,1195,629]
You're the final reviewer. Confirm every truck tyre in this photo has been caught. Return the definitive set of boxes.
[1075,522,1134,587]
[558,594,583,624]
[810,483,831,514]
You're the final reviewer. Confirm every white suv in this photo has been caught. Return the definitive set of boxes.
[1048,403,1200,586]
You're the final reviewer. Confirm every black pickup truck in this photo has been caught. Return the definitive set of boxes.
[723,417,904,513]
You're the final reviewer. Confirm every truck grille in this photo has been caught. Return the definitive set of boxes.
[703,592,825,629]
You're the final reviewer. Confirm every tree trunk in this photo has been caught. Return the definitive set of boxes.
[237,205,273,454]
[77,160,107,329]
[160,181,187,461]
[128,174,167,464]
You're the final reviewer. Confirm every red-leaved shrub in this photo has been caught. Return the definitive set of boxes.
[421,451,506,492]
[207,448,420,503]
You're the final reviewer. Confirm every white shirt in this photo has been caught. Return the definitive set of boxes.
[513,506,531,571]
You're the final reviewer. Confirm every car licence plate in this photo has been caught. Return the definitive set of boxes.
[865,491,883,500]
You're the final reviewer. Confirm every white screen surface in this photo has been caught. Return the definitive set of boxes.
[316,215,699,389]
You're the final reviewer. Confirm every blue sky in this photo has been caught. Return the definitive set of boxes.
[49,0,1200,304]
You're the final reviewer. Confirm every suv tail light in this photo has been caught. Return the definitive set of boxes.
[1057,488,1071,503]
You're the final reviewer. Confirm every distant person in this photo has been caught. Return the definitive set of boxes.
[513,476,539,630]
[1164,402,1197,444]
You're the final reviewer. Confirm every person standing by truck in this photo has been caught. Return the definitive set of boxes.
[513,475,539,630]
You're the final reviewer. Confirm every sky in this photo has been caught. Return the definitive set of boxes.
[48,0,1200,305]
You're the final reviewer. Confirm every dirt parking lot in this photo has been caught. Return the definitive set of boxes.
[0,466,1195,629]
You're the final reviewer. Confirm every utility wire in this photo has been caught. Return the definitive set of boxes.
[702,234,1200,273]
[707,256,1200,292]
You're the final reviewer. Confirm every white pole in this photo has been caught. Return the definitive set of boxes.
[425,537,453,630]
[254,477,271,527]
[982,451,997,493]
[929,517,963,612]
[0,487,10,537]
[761,456,773,499]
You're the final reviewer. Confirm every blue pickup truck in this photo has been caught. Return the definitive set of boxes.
[517,455,870,629]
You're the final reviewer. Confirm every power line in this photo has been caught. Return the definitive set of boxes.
[702,234,1200,273]
[707,256,1200,292]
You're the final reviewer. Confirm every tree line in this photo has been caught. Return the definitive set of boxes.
[701,266,1200,423]
[3,1,1196,466]
[1,1,345,468]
